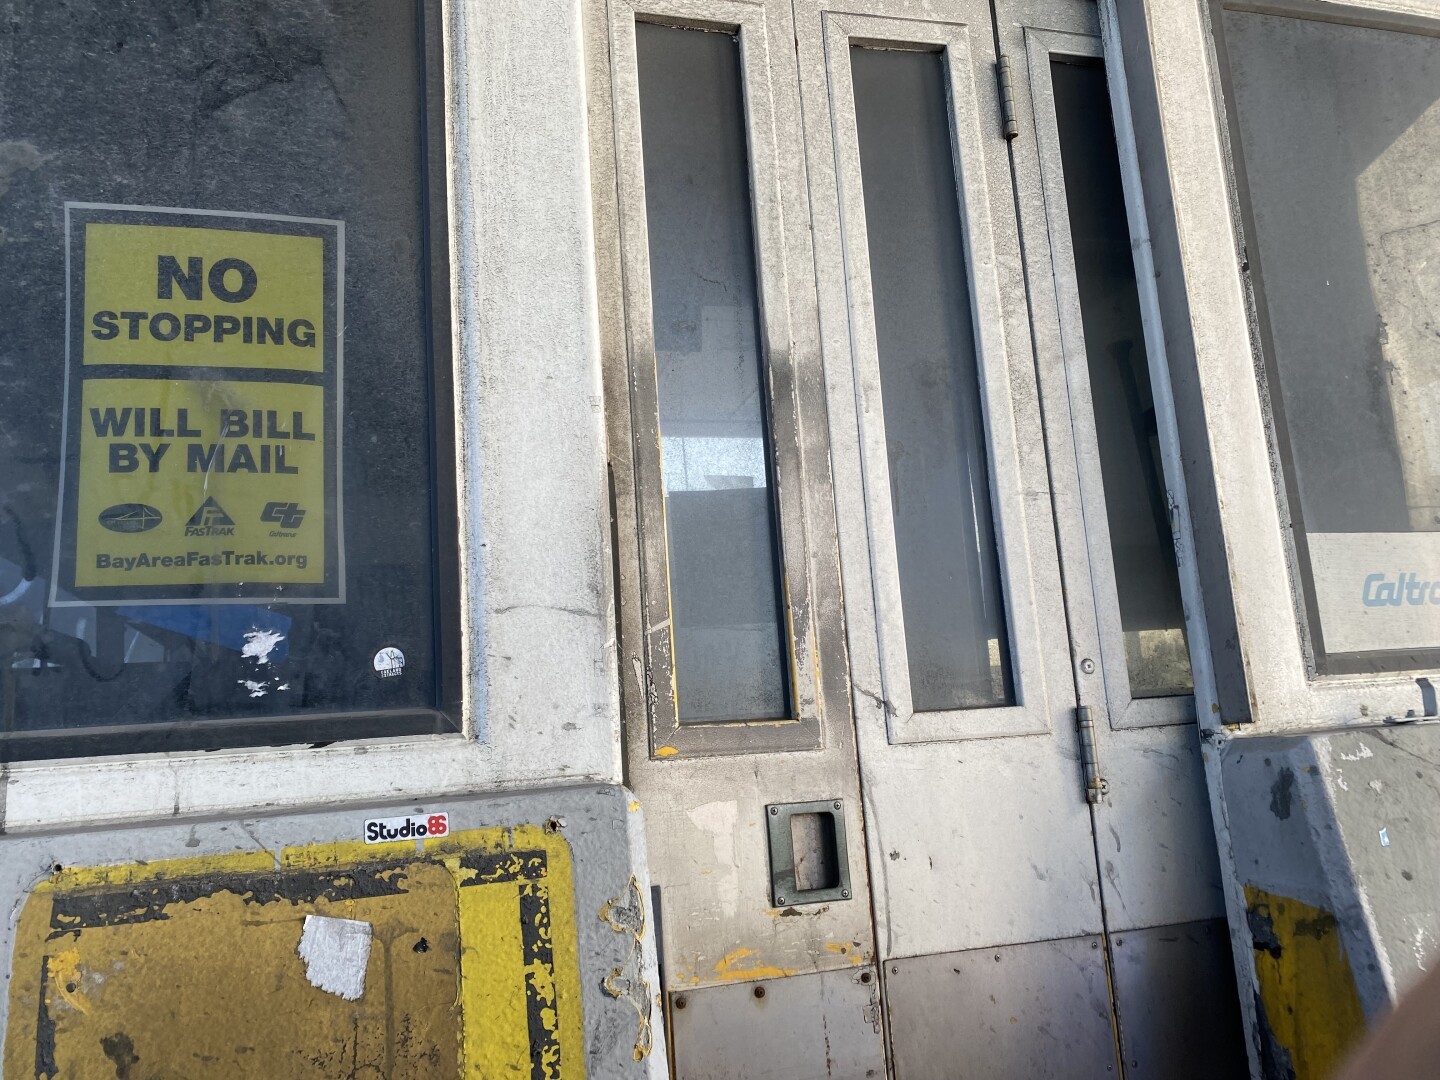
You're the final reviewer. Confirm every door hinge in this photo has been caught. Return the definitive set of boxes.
[997,55,1019,140]
[1075,705,1108,804]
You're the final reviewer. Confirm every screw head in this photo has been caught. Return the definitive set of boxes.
[1091,941,1099,949]
[769,806,779,816]
[891,965,899,974]
[860,971,873,984]
[1080,658,1096,674]
[841,889,851,899]
[833,801,842,810]
[776,896,787,906]
[753,986,766,999]
[674,996,687,1010]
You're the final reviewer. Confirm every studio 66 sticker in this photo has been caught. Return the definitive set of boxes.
[364,812,448,844]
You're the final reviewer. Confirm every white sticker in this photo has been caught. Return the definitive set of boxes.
[373,646,406,678]
[364,812,448,844]
[297,915,372,1001]
[1380,827,1391,847]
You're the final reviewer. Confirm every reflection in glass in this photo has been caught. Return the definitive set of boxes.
[1223,11,1440,672]
[636,22,791,722]
[850,46,1014,711]
[1051,58,1192,698]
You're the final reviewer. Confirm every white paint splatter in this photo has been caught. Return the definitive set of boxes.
[1370,780,1384,794]
[1335,773,1349,791]
[238,680,268,698]
[242,628,286,665]
[686,800,739,919]
[1414,926,1434,973]
[297,915,372,1001]
[1339,744,1374,761]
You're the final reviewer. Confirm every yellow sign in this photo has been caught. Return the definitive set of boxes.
[3,826,587,1079]
[74,379,325,588]
[84,224,324,370]
[54,204,342,605]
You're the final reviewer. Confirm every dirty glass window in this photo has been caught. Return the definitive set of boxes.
[849,45,1015,711]
[634,22,792,723]
[0,0,457,757]
[1221,10,1440,674]
[1051,58,1192,698]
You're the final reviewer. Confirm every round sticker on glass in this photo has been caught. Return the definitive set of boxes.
[373,647,406,679]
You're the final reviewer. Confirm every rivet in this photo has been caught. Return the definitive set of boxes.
[674,996,687,1010]
[1091,941,1099,950]
[753,986,766,999]
[891,965,899,974]
[860,971,873,984]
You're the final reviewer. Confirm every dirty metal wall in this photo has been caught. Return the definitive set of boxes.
[1219,726,1440,1079]
[0,787,669,1078]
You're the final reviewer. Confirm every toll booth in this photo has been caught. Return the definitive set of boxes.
[0,1,1437,1079]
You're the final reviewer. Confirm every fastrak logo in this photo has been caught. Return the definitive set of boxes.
[1362,572,1440,607]
[364,813,448,844]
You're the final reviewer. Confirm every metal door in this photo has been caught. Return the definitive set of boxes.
[593,1,889,1075]
[791,0,1249,1075]
[595,0,1250,1073]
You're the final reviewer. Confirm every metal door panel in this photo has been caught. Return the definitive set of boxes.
[885,935,1119,1079]
[792,0,1105,961]
[864,747,1110,958]
[597,0,878,998]
[668,968,885,1080]
[1110,919,1250,1079]
[1089,725,1226,932]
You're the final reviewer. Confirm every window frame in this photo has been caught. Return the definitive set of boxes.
[1018,25,1201,730]
[0,0,463,761]
[818,8,1071,744]
[1198,0,1440,725]
[605,0,849,756]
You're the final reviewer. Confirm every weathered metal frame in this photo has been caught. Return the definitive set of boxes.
[1018,25,1197,731]
[606,0,828,755]
[1193,0,1440,728]
[590,0,877,992]
[820,9,1064,743]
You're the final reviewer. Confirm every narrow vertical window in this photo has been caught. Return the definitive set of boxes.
[635,23,791,722]
[850,46,1014,711]
[1051,58,1193,698]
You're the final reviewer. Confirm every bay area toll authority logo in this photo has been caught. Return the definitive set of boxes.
[184,496,235,537]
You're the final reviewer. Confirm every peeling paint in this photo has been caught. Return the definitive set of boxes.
[296,915,372,1001]
[599,875,654,1061]
[240,628,286,665]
